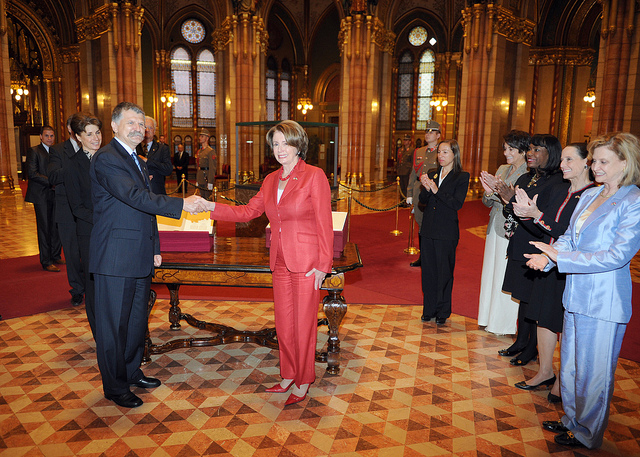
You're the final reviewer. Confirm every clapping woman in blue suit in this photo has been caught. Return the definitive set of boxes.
[526,132,640,449]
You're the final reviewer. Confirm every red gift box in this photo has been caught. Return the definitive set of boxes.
[265,212,348,258]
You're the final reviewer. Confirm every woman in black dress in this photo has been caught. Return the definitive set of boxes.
[496,134,563,365]
[419,140,470,325]
[511,143,594,399]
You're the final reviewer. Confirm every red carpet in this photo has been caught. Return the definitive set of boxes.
[3,199,639,362]
[0,255,73,319]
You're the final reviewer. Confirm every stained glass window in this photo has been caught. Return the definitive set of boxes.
[280,59,291,120]
[395,51,414,130]
[266,57,277,121]
[408,26,427,47]
[416,50,435,130]
[181,19,206,44]
[197,49,216,128]
[171,47,193,128]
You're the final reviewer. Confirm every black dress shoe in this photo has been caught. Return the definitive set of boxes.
[548,392,561,403]
[410,258,421,267]
[510,351,537,366]
[130,376,161,389]
[421,315,433,322]
[514,375,556,390]
[554,431,583,447]
[435,318,447,325]
[498,347,522,357]
[542,420,568,433]
[71,294,83,306]
[105,391,143,408]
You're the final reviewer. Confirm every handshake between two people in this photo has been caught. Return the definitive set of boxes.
[182,195,217,214]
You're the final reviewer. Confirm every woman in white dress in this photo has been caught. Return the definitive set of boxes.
[477,130,529,334]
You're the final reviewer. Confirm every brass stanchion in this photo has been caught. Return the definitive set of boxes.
[181,174,186,198]
[404,211,419,254]
[347,187,352,242]
[390,176,402,236]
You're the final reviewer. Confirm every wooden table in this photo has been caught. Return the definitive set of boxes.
[146,237,362,374]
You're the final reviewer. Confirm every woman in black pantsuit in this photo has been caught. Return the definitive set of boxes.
[419,140,470,325]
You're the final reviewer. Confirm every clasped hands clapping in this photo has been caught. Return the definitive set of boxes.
[419,173,438,193]
[479,170,518,202]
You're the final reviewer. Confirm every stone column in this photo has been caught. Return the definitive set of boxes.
[458,4,535,181]
[0,0,17,191]
[75,2,144,137]
[338,14,394,187]
[212,13,268,182]
[593,0,640,134]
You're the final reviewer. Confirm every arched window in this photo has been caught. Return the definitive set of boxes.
[416,49,435,130]
[280,59,291,121]
[265,56,292,121]
[184,135,193,156]
[266,56,277,121]
[197,49,216,127]
[395,51,414,130]
[171,47,193,127]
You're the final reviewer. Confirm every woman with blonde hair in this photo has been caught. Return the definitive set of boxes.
[527,132,640,449]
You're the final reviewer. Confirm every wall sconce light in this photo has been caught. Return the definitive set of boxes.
[429,97,448,112]
[10,84,29,102]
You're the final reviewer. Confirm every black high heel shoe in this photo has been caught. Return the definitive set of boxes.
[547,392,561,403]
[510,351,538,366]
[498,347,523,357]
[514,375,556,390]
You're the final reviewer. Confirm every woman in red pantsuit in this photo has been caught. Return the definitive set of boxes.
[206,120,333,406]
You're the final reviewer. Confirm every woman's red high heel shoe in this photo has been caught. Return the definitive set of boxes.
[265,380,294,393]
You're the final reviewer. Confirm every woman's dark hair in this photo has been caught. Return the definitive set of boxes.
[70,113,102,136]
[565,142,594,181]
[503,129,531,154]
[266,120,309,160]
[531,134,562,174]
[438,139,463,173]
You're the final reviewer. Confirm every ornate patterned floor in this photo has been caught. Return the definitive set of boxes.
[2,300,640,456]
[2,185,640,456]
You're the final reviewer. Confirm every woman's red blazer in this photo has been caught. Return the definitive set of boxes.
[212,160,334,273]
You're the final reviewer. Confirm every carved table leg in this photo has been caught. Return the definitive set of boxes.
[322,289,347,375]
[167,284,181,330]
[142,289,158,364]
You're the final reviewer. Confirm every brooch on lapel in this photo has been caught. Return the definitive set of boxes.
[293,177,298,181]
[433,174,438,179]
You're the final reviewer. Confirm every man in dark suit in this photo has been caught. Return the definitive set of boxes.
[25,126,62,272]
[136,116,172,195]
[173,142,190,190]
[48,114,85,305]
[90,102,206,408]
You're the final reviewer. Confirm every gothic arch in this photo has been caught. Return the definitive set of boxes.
[6,1,60,76]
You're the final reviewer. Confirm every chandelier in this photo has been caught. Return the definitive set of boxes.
[583,88,595,107]
[10,83,29,101]
[160,89,178,107]
[297,96,313,115]
[429,95,448,112]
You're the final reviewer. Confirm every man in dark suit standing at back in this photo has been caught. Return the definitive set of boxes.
[136,116,172,195]
[25,126,62,272]
[90,102,207,408]
[48,114,85,305]
[173,142,190,190]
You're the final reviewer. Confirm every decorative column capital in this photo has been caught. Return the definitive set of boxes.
[528,47,595,66]
[75,4,112,42]
[489,5,536,46]
[370,17,395,55]
[60,45,80,63]
[212,16,236,54]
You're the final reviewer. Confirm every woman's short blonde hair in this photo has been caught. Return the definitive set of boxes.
[266,120,309,160]
[588,132,640,187]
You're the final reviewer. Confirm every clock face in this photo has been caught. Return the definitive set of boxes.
[408,26,427,47]
[181,19,206,44]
